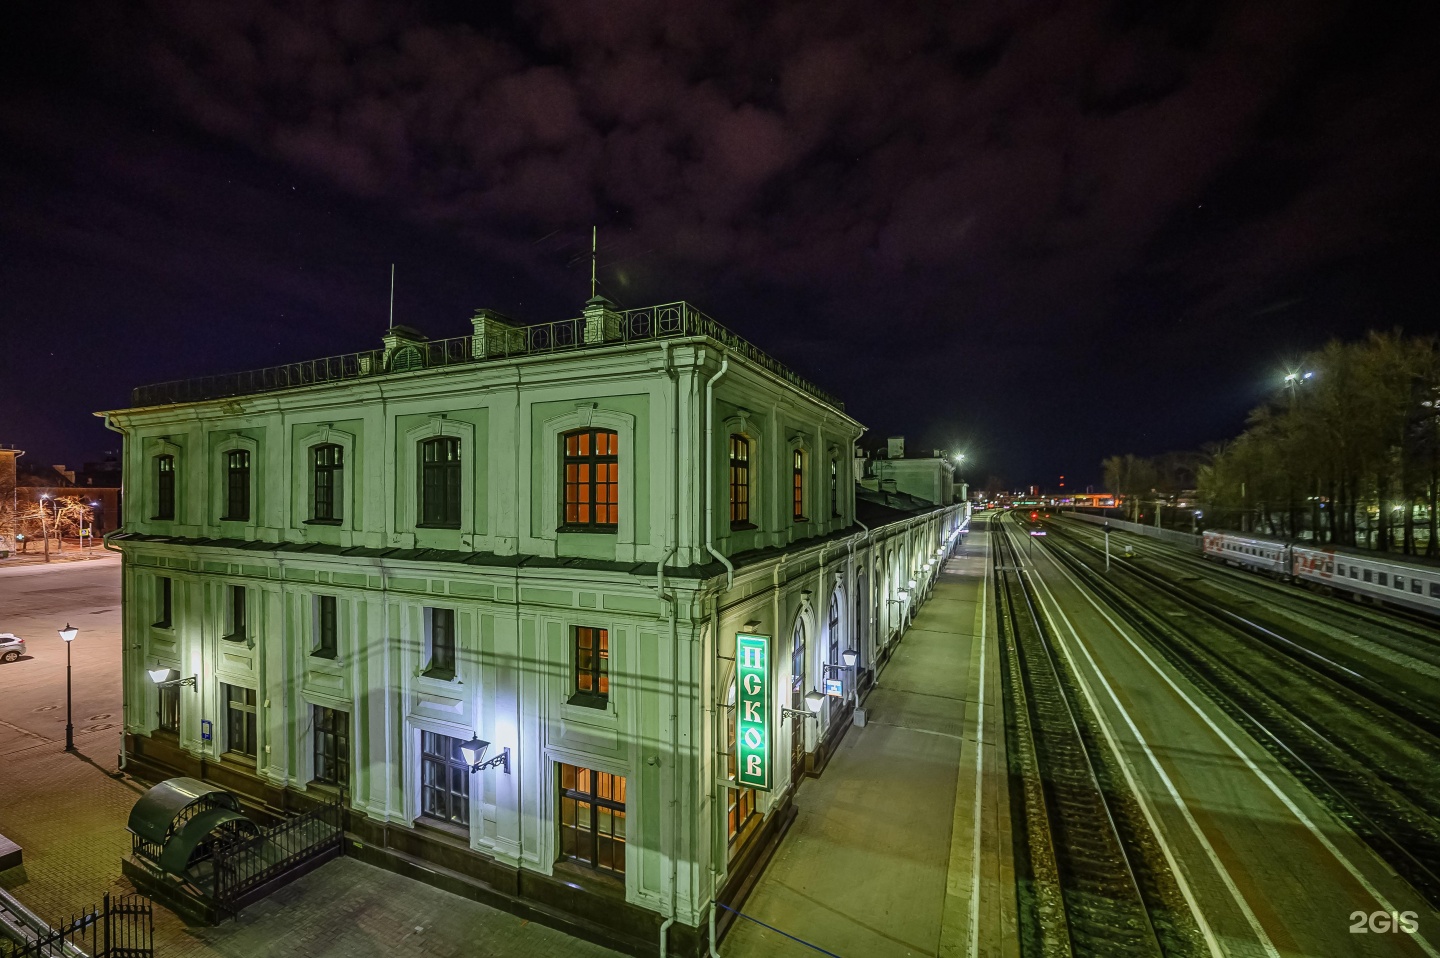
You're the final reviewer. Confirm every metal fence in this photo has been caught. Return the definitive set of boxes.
[1,894,152,958]
[131,301,843,411]
[1066,511,1202,550]
[212,797,344,911]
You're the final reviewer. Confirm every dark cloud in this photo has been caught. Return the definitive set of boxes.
[2,0,1438,485]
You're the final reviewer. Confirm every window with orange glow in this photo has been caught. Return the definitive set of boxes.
[562,429,619,530]
[792,449,805,521]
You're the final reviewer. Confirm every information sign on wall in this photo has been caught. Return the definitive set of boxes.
[735,633,771,791]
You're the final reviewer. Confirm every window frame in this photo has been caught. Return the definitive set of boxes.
[419,731,470,827]
[418,436,463,529]
[792,449,807,522]
[312,705,349,787]
[790,619,806,768]
[223,684,257,760]
[424,607,456,680]
[314,594,338,658]
[830,458,840,518]
[223,449,251,522]
[560,428,620,532]
[570,626,610,708]
[311,443,344,523]
[557,762,627,876]
[154,576,173,629]
[729,434,753,530]
[154,454,176,521]
[224,584,247,642]
[724,683,757,845]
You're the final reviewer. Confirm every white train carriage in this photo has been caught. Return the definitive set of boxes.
[1202,531,1289,575]
[1292,544,1440,616]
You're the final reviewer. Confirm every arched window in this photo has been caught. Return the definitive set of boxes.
[828,592,840,671]
[790,619,806,767]
[562,429,619,530]
[729,434,751,529]
[792,450,805,521]
[223,450,250,521]
[154,454,175,520]
[312,444,343,522]
[419,436,461,528]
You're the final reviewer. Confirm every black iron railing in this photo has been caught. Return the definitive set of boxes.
[211,798,344,908]
[2,894,153,958]
[129,301,844,411]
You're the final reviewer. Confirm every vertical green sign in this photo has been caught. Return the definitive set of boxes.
[736,633,770,791]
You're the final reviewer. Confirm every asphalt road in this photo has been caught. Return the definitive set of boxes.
[0,555,123,760]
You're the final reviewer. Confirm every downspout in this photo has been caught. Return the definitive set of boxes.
[101,412,130,771]
[658,342,681,958]
[704,356,735,589]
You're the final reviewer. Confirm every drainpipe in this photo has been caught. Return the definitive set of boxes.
[101,412,130,772]
[704,356,735,589]
[658,342,682,958]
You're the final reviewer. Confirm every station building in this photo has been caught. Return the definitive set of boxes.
[101,296,966,956]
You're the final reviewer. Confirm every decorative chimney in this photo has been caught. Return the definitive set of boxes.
[582,295,623,345]
[382,325,429,372]
[470,309,524,359]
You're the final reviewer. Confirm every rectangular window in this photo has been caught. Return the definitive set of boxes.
[562,429,619,530]
[225,585,247,641]
[312,706,349,786]
[1364,569,1373,583]
[792,450,805,521]
[420,437,462,528]
[1336,563,1345,577]
[1351,567,1359,579]
[1378,572,1387,586]
[573,626,609,706]
[1394,576,1405,591]
[830,459,839,517]
[155,455,175,520]
[315,595,338,658]
[224,450,251,521]
[729,435,751,528]
[425,607,456,678]
[154,576,173,629]
[1412,579,1423,595]
[312,444,343,522]
[557,763,626,875]
[724,707,756,843]
[157,682,180,733]
[1430,582,1440,598]
[420,731,469,827]
[224,684,257,759]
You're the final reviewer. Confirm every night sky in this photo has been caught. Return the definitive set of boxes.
[3,1,1439,489]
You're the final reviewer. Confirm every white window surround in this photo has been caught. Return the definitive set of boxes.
[210,433,261,531]
[142,436,183,523]
[559,616,621,721]
[537,406,637,561]
[298,688,354,788]
[540,745,638,892]
[292,425,357,532]
[402,715,478,837]
[399,417,477,540]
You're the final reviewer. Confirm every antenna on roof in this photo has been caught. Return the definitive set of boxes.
[590,226,597,299]
[388,263,395,330]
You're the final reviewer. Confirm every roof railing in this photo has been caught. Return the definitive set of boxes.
[129,301,842,410]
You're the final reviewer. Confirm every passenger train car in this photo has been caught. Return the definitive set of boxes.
[1201,531,1440,617]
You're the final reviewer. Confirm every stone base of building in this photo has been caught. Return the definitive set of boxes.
[122,733,723,957]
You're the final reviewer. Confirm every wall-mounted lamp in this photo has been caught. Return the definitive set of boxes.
[147,668,196,690]
[782,690,827,719]
[893,590,910,602]
[907,578,917,590]
[841,648,859,668]
[460,737,511,775]
[742,620,763,632]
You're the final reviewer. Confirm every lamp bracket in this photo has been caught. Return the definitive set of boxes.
[469,746,511,775]
[780,707,819,721]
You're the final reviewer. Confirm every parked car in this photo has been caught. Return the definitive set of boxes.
[1,633,25,663]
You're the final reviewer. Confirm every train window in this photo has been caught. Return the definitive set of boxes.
[1325,561,1334,575]
[1394,576,1404,590]
[1412,580,1422,595]
[1377,572,1387,586]
[1350,568,1358,579]
[1363,570,1372,583]
[1336,563,1344,576]
[1431,583,1440,598]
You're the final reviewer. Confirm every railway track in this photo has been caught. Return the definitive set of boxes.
[1036,519,1440,908]
[994,521,1196,958]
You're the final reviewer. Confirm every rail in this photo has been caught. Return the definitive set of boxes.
[130,301,844,411]
[212,798,344,909]
[1039,519,1440,907]
[993,519,1167,957]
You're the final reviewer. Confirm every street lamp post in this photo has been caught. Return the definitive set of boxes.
[59,624,77,751]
